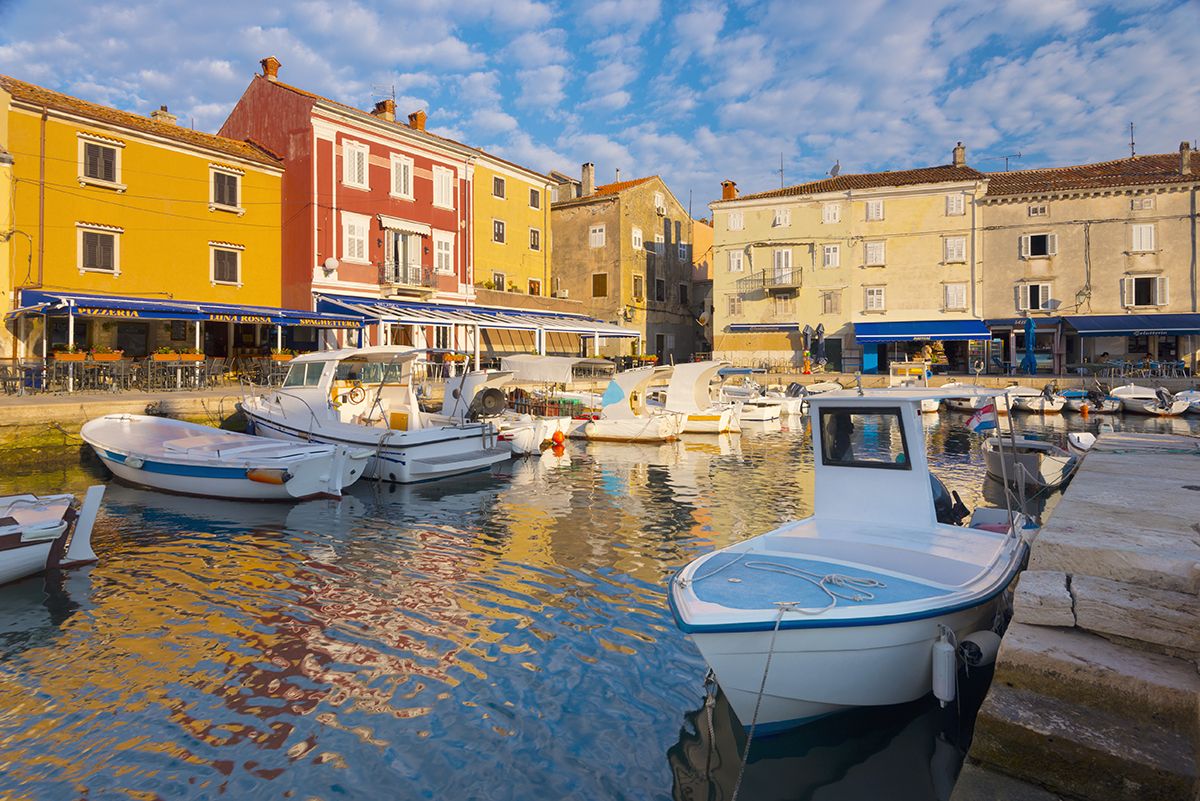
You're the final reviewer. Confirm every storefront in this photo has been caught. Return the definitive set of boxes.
[852,320,992,374]
[725,323,844,371]
[1063,313,1200,372]
[983,318,1064,374]
[9,290,361,359]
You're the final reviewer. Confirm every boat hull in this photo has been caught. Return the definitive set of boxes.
[983,437,1074,488]
[688,600,999,730]
[738,402,781,422]
[1119,398,1191,417]
[681,407,739,434]
[1010,396,1065,414]
[0,488,103,587]
[581,415,679,442]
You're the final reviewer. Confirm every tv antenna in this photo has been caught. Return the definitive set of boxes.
[779,153,785,188]
[1128,121,1135,157]
[372,83,396,104]
[979,152,1023,171]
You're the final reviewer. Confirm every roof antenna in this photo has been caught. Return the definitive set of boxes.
[779,153,785,188]
[1129,121,1135,158]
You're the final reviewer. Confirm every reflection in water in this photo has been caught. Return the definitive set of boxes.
[0,411,1193,799]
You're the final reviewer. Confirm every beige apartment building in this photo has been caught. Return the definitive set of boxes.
[710,145,989,373]
[980,144,1200,374]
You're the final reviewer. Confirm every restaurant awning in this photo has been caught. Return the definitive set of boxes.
[315,295,640,338]
[10,290,362,328]
[853,319,991,342]
[727,323,805,332]
[1063,313,1200,337]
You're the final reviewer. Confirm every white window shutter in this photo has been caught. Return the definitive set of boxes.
[384,231,394,268]
[1047,234,1058,256]
[1039,283,1051,309]
[1156,276,1169,306]
[1121,277,1134,307]
[1019,235,1031,259]
[1018,283,1030,311]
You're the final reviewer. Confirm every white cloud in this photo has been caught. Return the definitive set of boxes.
[516,64,568,110]
[582,0,662,30]
[580,90,631,112]
[503,29,569,68]
[470,108,519,133]
[586,60,637,96]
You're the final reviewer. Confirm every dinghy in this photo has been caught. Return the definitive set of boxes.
[1111,384,1191,417]
[671,389,1030,732]
[579,365,682,441]
[82,414,370,500]
[1176,389,1200,415]
[983,435,1075,488]
[1008,384,1065,414]
[0,486,104,586]
[1060,389,1120,414]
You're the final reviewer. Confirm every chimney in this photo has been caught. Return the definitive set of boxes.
[615,167,621,183]
[407,109,427,131]
[372,99,396,122]
[581,162,595,196]
[260,56,281,82]
[1182,141,1193,176]
[150,105,177,125]
[952,141,966,168]
[721,180,738,200]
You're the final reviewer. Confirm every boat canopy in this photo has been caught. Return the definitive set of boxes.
[853,319,991,342]
[1063,313,1200,337]
[665,361,728,413]
[10,289,362,329]
[599,366,672,420]
[499,354,614,384]
[290,346,421,364]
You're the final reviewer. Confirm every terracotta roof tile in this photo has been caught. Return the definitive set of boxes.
[0,75,281,168]
[593,176,655,196]
[984,152,1199,196]
[737,164,986,200]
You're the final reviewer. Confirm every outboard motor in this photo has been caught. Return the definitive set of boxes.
[785,382,804,398]
[1041,383,1056,401]
[1155,386,1174,410]
[467,387,507,419]
[931,474,970,526]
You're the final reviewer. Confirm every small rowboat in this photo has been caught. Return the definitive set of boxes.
[0,486,104,587]
[1111,384,1191,417]
[81,414,370,500]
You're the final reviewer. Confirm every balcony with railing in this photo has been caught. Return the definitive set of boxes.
[379,260,437,296]
[735,267,803,295]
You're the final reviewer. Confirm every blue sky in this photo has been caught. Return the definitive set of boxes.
[2,0,1198,211]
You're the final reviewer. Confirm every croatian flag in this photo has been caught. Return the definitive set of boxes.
[967,403,997,433]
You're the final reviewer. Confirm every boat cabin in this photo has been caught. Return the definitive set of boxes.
[278,346,426,431]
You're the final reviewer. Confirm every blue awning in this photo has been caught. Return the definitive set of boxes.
[985,317,1063,329]
[315,294,639,337]
[853,319,991,343]
[12,290,362,329]
[1063,313,1200,337]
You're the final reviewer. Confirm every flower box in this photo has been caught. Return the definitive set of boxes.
[270,354,293,362]
[152,353,179,361]
[54,352,86,362]
[92,352,124,362]
[177,353,204,362]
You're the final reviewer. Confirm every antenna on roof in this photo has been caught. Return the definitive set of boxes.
[779,153,785,188]
[1129,121,1135,157]
[979,152,1022,171]
[829,160,840,178]
[372,83,396,104]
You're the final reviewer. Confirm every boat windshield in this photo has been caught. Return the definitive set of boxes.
[335,361,406,385]
[283,362,326,387]
[819,406,911,470]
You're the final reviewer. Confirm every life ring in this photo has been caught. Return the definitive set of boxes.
[347,384,366,404]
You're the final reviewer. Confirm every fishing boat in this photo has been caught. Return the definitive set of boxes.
[671,389,1030,732]
[661,361,741,434]
[983,435,1075,488]
[0,486,104,587]
[240,346,510,483]
[1007,385,1066,414]
[82,414,370,500]
[1111,384,1191,417]
[579,365,682,442]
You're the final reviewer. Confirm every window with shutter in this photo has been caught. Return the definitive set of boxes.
[82,142,119,184]
[632,227,643,249]
[728,250,743,272]
[944,237,966,263]
[1131,224,1155,253]
[774,248,792,282]
[343,142,369,189]
[493,219,505,243]
[529,228,541,251]
[633,275,644,300]
[1022,233,1054,258]
[773,208,791,227]
[529,188,541,209]
[1155,276,1169,306]
[944,283,967,310]
[492,271,506,289]
[865,241,885,266]
[589,225,606,248]
[822,244,840,268]
[728,211,744,231]
[865,200,884,221]
[212,249,240,284]
[727,295,743,316]
[822,203,840,224]
[945,193,965,216]
[433,167,455,209]
[1017,283,1030,311]
[433,232,455,274]
[821,290,840,315]
[212,171,239,209]
[493,176,505,198]
[865,287,885,310]
[390,155,413,198]
[82,231,116,272]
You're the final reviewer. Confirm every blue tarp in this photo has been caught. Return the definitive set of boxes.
[13,290,362,328]
[1063,313,1200,337]
[853,319,991,343]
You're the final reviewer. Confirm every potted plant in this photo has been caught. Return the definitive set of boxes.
[177,346,204,362]
[152,346,179,362]
[270,347,295,362]
[53,345,86,362]
[91,344,124,362]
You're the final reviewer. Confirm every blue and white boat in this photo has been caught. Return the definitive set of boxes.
[670,388,1031,732]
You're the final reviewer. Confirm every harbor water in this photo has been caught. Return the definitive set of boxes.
[0,410,1196,800]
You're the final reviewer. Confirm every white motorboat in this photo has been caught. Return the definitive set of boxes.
[765,380,843,415]
[671,389,1030,731]
[580,366,683,442]
[1176,389,1200,414]
[720,375,783,421]
[1060,389,1121,414]
[940,381,992,412]
[240,347,511,483]
[0,486,104,587]
[983,435,1075,488]
[662,361,741,434]
[82,414,369,500]
[1066,432,1098,457]
[1007,385,1066,414]
[432,369,570,457]
[1111,383,1191,417]
[890,362,939,413]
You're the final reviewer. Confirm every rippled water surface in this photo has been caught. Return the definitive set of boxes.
[0,410,1196,800]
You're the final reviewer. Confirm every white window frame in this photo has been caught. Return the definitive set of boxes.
[773,248,793,283]
[589,224,606,248]
[677,242,688,260]
[632,226,643,250]
[654,233,665,254]
[728,249,744,272]
[865,199,884,221]
[433,231,456,275]
[821,290,840,316]
[389,154,414,200]
[943,282,967,311]
[822,202,840,224]
[1028,204,1048,217]
[864,286,886,311]
[1130,197,1155,211]
[864,240,886,267]
[1017,282,1053,311]
[727,210,744,231]
[773,292,795,316]
[726,294,743,316]
[341,211,371,264]
[76,133,125,191]
[432,166,455,210]
[945,193,965,216]
[492,218,506,244]
[492,175,506,199]
[1122,275,1169,308]
[76,223,122,275]
[529,187,541,209]
[822,244,840,268]
[209,242,244,287]
[529,227,541,252]
[773,207,791,227]
[1130,223,1156,253]
[654,191,666,213]
[944,236,967,263]
[209,165,243,214]
[342,140,370,190]
[1019,233,1058,259]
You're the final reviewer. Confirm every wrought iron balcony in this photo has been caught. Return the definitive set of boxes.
[379,262,436,294]
[735,268,802,295]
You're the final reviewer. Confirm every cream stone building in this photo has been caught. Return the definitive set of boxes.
[980,144,1200,374]
[710,145,989,373]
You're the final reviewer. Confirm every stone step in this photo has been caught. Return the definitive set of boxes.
[1071,575,1200,661]
[969,684,1196,801]
[992,622,1200,733]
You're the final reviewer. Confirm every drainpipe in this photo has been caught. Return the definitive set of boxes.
[37,106,47,287]
[968,188,978,317]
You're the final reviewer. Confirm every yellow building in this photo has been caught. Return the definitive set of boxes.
[471,153,552,297]
[0,75,307,360]
[710,145,989,373]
